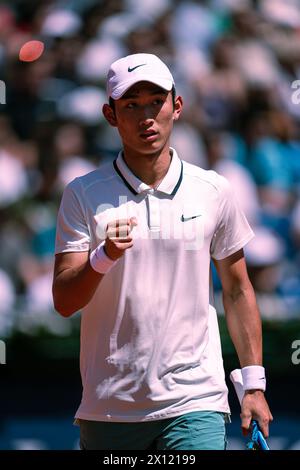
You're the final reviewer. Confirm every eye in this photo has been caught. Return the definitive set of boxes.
[126,102,137,109]
[153,99,163,105]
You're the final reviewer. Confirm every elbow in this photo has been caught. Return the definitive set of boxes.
[53,299,75,317]
[223,281,254,303]
[52,288,76,318]
[55,307,77,318]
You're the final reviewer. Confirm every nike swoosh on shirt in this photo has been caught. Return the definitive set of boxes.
[181,214,202,222]
[128,64,147,72]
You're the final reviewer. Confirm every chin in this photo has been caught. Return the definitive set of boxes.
[141,147,164,157]
[140,139,166,153]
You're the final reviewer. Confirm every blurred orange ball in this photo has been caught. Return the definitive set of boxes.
[19,40,44,62]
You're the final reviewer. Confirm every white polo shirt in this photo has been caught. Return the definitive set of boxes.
[55,148,254,422]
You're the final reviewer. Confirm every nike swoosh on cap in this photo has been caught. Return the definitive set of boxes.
[128,64,147,72]
[181,214,202,222]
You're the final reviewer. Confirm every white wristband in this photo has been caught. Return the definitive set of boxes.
[241,365,266,392]
[90,241,116,274]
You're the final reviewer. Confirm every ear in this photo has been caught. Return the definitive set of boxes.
[173,95,183,121]
[102,103,117,127]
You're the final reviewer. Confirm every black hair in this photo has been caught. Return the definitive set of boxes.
[109,85,177,112]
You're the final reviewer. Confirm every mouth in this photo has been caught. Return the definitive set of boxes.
[140,130,158,141]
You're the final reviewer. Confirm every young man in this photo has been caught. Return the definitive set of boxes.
[52,53,272,450]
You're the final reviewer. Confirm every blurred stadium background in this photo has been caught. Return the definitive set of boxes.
[0,0,300,450]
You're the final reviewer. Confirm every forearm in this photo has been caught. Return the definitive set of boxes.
[53,261,104,317]
[223,282,262,367]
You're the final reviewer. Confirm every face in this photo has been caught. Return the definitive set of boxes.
[103,81,182,157]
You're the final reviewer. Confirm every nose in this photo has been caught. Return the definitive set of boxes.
[138,106,155,127]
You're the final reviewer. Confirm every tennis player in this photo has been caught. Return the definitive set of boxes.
[52,53,272,450]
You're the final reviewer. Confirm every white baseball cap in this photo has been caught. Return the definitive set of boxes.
[106,53,175,99]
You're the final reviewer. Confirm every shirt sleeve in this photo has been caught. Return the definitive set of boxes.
[210,174,254,260]
[55,179,90,254]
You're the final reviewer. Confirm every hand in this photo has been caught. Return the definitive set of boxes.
[240,390,273,438]
[104,217,137,261]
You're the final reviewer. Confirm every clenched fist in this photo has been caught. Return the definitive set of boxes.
[104,217,138,261]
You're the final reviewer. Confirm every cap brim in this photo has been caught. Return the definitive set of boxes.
[111,76,173,99]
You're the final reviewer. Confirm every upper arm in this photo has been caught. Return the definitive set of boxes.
[210,175,254,260]
[213,248,252,296]
[53,251,89,281]
[55,181,90,255]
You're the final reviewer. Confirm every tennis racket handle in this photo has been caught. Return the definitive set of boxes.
[230,368,244,405]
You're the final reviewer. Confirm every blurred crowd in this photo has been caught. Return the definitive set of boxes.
[1,0,300,336]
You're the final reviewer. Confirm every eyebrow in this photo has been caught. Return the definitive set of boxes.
[121,88,168,100]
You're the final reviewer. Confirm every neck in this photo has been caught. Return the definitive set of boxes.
[122,143,172,187]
